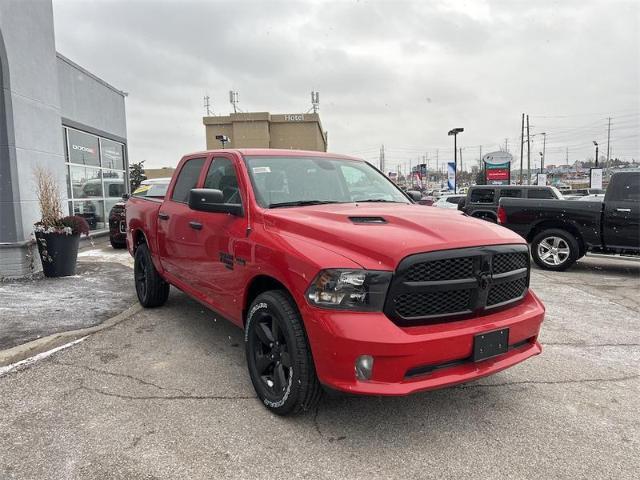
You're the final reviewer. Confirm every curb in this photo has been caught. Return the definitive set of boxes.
[0,303,143,368]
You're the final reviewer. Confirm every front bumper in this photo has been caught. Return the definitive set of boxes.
[300,290,545,395]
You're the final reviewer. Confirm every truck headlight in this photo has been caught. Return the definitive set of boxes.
[306,269,392,311]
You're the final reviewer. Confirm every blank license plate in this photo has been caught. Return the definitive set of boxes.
[473,328,509,362]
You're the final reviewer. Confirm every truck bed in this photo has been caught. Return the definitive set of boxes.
[125,196,163,253]
[498,198,604,248]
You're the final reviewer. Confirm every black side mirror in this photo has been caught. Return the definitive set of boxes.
[407,190,422,202]
[188,188,243,216]
[122,193,130,201]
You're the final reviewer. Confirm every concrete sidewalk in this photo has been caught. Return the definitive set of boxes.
[0,260,136,351]
[0,236,136,355]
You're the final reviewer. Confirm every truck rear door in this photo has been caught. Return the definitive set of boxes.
[603,172,640,250]
[157,156,207,282]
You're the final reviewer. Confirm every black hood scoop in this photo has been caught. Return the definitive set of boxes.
[348,216,387,224]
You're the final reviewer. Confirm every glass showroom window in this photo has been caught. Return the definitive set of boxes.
[64,127,127,232]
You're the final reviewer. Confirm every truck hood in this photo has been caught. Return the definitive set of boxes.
[263,203,526,270]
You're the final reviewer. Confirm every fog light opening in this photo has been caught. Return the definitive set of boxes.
[355,355,374,381]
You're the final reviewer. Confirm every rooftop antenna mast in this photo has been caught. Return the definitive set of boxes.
[203,95,212,116]
[308,91,320,113]
[229,90,240,113]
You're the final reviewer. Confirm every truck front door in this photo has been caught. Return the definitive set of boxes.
[189,155,248,319]
[603,172,640,250]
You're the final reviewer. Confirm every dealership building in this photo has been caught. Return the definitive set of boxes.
[0,0,128,278]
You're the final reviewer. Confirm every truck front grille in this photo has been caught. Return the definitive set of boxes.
[384,245,530,326]
[406,257,474,282]
[487,277,528,307]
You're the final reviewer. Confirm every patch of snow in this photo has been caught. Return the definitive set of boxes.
[0,336,87,377]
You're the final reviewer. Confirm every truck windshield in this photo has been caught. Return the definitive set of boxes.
[244,156,411,208]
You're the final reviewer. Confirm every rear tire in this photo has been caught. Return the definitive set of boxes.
[110,236,126,249]
[134,243,169,307]
[245,290,321,415]
[531,229,579,271]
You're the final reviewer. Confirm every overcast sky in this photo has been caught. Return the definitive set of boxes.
[52,0,639,171]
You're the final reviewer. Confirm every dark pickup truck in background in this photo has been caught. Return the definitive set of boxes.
[460,185,562,222]
[498,171,640,270]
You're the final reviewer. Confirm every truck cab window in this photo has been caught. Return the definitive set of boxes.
[528,189,554,199]
[609,173,640,202]
[204,157,241,204]
[469,189,495,203]
[499,189,521,198]
[171,157,205,203]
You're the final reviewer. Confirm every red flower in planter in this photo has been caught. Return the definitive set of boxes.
[60,215,90,236]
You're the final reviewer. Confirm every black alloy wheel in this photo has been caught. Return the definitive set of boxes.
[134,250,147,300]
[245,291,321,415]
[249,310,292,397]
[134,243,170,308]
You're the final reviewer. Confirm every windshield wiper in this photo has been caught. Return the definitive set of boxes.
[268,200,339,208]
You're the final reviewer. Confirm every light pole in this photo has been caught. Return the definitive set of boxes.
[539,152,543,173]
[540,132,546,172]
[593,141,599,167]
[448,128,464,193]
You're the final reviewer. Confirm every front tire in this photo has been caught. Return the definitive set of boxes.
[134,243,170,307]
[245,291,321,415]
[531,229,579,271]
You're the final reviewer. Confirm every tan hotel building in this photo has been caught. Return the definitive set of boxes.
[203,112,328,151]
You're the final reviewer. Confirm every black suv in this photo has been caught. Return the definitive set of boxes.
[460,185,562,222]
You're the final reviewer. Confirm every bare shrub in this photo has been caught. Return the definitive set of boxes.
[33,166,63,228]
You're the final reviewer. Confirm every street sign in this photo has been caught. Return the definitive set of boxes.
[483,151,512,185]
[537,173,547,185]
[590,168,603,189]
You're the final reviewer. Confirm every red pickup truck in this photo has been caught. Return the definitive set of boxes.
[126,149,545,415]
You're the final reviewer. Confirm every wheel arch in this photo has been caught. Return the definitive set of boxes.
[131,228,148,253]
[243,274,295,326]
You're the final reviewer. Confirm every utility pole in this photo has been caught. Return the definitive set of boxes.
[525,115,532,184]
[519,113,525,184]
[504,138,509,152]
[541,132,546,172]
[459,147,463,175]
[606,117,611,164]
[436,149,439,183]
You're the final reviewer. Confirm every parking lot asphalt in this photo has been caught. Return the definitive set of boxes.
[0,255,638,479]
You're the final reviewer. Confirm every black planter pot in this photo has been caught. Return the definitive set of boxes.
[35,231,81,277]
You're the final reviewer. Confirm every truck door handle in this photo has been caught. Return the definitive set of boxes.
[616,208,631,212]
[158,212,170,220]
[189,221,203,230]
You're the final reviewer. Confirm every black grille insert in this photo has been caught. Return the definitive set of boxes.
[394,290,472,318]
[493,252,528,274]
[406,257,475,282]
[487,277,527,306]
[384,245,530,326]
